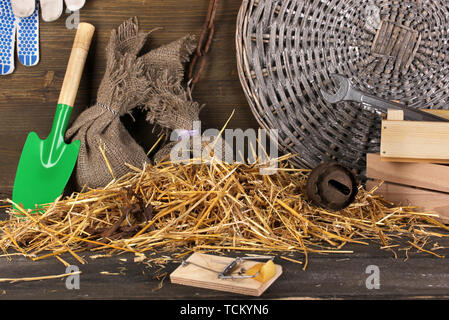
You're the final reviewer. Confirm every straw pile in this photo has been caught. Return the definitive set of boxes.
[1,154,448,269]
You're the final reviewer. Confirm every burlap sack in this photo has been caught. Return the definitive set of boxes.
[143,46,203,163]
[146,73,233,164]
[147,69,233,164]
[66,17,197,189]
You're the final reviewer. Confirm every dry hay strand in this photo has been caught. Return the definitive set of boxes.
[1,155,449,269]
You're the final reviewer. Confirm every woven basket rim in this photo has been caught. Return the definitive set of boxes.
[235,0,449,174]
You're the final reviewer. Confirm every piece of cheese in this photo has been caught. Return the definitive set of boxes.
[246,260,276,283]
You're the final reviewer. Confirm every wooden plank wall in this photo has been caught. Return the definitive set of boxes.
[0,0,258,196]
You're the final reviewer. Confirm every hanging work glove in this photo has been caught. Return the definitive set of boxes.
[0,0,38,75]
[0,0,85,75]
[12,0,85,22]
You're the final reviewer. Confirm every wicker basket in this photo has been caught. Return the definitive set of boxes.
[236,0,449,176]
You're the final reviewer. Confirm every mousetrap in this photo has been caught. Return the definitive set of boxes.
[170,253,283,297]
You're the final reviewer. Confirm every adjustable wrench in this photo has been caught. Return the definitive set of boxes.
[320,74,449,122]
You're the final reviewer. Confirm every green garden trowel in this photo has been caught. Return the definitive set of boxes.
[12,22,95,213]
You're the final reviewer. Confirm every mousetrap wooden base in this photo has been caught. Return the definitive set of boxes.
[170,253,283,297]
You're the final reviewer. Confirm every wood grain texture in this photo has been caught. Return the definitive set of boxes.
[387,109,404,121]
[58,23,95,106]
[0,0,258,194]
[2,246,449,300]
[423,109,449,121]
[380,157,449,164]
[367,180,449,223]
[381,119,449,160]
[367,153,449,193]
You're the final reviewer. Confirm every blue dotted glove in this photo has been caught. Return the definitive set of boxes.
[0,0,39,75]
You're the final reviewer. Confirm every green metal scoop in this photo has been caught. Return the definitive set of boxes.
[12,23,95,213]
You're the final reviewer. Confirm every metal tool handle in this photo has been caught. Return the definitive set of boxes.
[218,259,239,278]
[58,23,95,107]
[354,90,448,122]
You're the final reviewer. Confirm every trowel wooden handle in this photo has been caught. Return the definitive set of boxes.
[58,22,95,107]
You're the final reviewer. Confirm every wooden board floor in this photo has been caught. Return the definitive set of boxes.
[1,0,449,300]
[1,242,449,300]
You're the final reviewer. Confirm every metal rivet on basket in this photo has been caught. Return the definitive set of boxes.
[306,162,359,211]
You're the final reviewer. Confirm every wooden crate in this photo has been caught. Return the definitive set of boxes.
[381,109,449,163]
[366,153,449,223]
